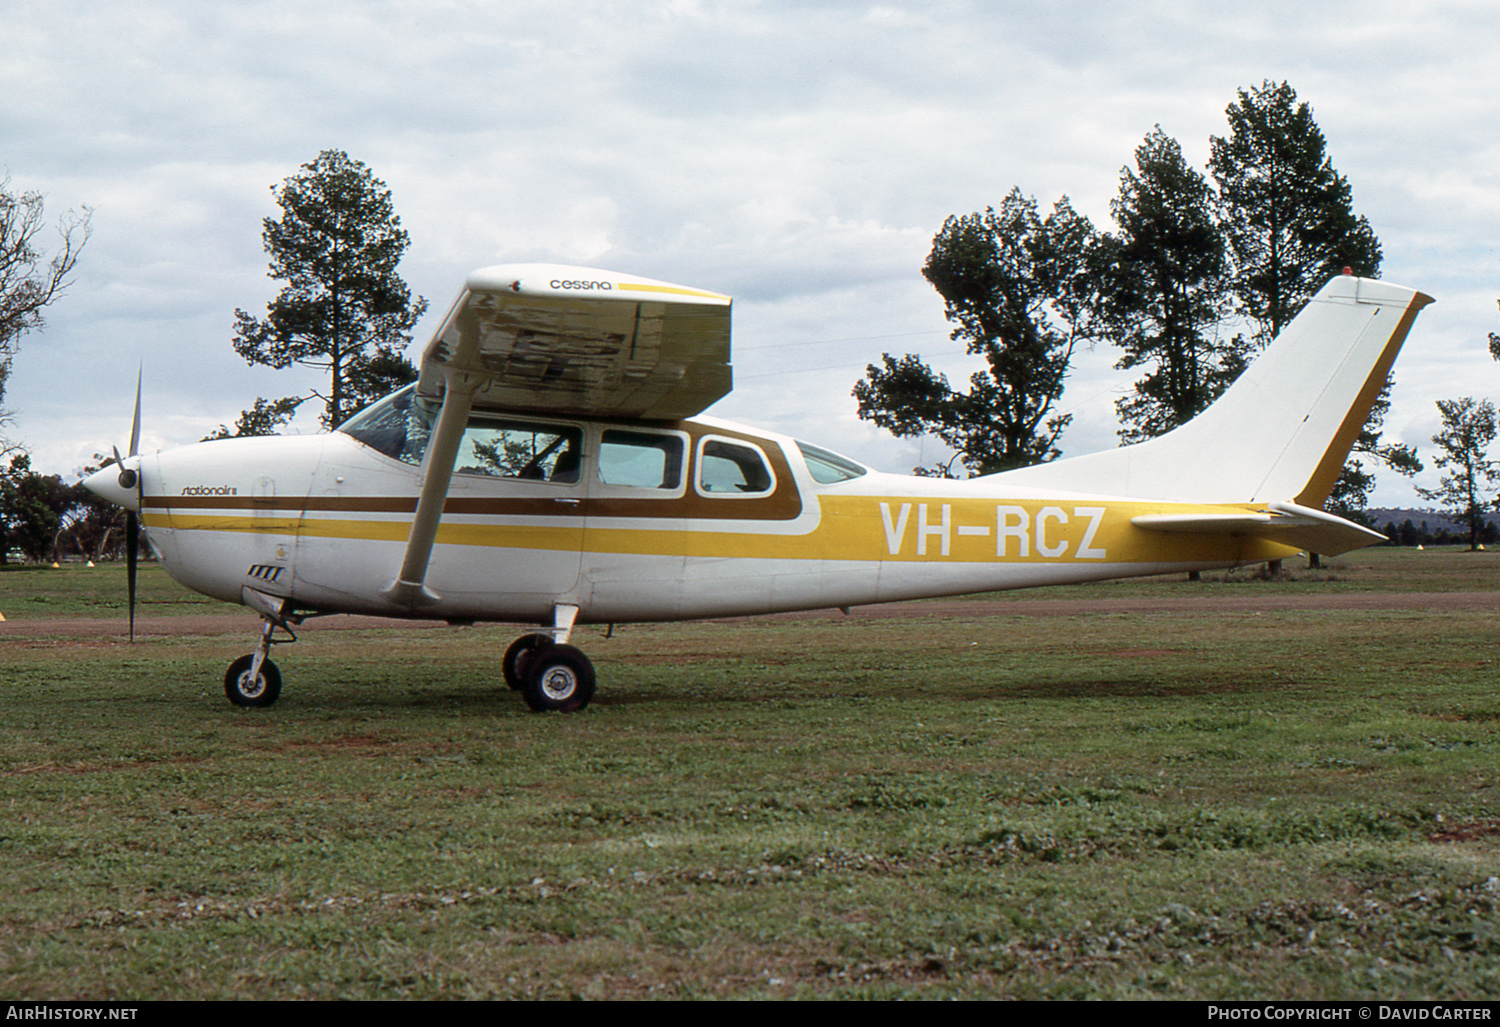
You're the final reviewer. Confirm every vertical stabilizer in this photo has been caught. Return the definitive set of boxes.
[989,275,1433,504]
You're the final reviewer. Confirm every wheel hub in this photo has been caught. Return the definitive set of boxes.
[238,672,266,699]
[540,666,577,700]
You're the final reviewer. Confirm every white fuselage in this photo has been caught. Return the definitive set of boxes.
[130,413,1287,627]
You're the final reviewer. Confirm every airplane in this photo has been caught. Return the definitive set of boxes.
[83,264,1432,713]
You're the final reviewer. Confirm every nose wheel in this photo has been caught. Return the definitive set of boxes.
[225,654,282,707]
[225,596,296,708]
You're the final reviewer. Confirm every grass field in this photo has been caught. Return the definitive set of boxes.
[2,549,1499,999]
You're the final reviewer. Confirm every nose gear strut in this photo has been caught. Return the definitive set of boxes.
[225,592,298,708]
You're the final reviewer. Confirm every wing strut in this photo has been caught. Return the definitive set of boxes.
[380,307,482,610]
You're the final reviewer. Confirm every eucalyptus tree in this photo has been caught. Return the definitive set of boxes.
[1416,397,1500,551]
[0,176,89,420]
[854,189,1098,476]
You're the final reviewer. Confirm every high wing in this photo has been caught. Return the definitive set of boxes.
[416,263,732,420]
[386,264,732,609]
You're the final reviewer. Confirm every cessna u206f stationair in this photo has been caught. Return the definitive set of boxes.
[84,265,1432,713]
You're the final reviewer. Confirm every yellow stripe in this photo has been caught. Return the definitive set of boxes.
[143,513,301,534]
[614,282,731,302]
[152,496,1296,565]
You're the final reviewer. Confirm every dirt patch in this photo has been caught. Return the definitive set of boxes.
[1428,820,1500,843]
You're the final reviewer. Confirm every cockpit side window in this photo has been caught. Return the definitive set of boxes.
[341,388,582,483]
[456,419,583,482]
[599,430,685,489]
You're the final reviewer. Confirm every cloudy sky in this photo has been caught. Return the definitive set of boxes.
[4,0,1498,507]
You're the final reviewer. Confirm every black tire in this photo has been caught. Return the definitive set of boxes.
[503,633,552,691]
[224,654,282,708]
[521,644,595,713]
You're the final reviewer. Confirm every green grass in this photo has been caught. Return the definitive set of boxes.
[0,561,225,619]
[5,545,1500,622]
[971,544,1500,600]
[2,550,1500,998]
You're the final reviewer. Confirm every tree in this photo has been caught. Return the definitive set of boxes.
[0,177,90,420]
[854,190,1098,476]
[232,150,425,429]
[203,396,306,441]
[0,452,72,563]
[1096,128,1242,443]
[1209,80,1383,345]
[1415,397,1500,551]
[1485,299,1500,368]
[1210,81,1407,521]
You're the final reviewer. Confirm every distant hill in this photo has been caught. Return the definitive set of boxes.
[1366,508,1500,546]
[1367,508,1500,532]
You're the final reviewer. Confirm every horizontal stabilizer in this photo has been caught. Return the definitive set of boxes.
[1132,502,1385,557]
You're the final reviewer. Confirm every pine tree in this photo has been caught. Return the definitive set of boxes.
[232,150,425,429]
[1210,80,1382,345]
[1097,128,1242,443]
[1209,81,1411,524]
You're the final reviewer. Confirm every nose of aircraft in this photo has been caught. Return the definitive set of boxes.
[83,457,142,513]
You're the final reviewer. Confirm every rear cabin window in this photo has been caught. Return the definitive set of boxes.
[696,438,774,496]
[598,430,684,490]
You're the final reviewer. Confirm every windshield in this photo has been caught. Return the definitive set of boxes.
[339,385,437,465]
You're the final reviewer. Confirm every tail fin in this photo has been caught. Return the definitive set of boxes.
[992,275,1434,504]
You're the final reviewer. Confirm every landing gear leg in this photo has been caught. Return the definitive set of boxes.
[509,603,596,713]
[225,598,296,708]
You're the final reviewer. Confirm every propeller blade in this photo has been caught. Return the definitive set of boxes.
[129,366,142,457]
[125,366,142,641]
[126,510,138,643]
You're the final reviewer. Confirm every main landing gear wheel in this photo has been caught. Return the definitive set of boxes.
[503,632,553,691]
[521,644,596,713]
[225,654,282,708]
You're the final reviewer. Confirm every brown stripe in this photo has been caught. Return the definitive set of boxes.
[143,490,801,522]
